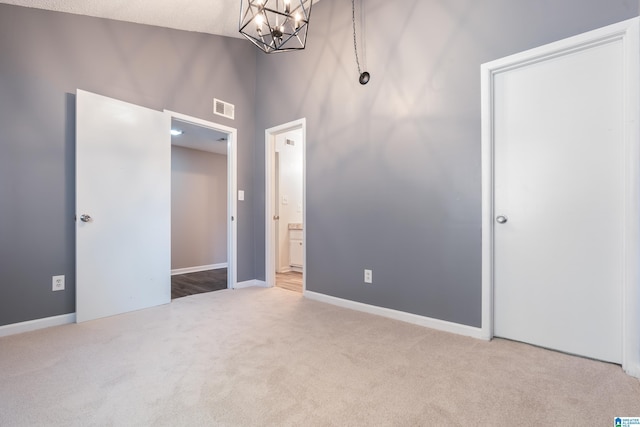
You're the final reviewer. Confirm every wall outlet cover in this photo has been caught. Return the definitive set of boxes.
[364,269,373,284]
[52,275,65,291]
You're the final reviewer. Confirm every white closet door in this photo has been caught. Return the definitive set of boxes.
[493,40,624,363]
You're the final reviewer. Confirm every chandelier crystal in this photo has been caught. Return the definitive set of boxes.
[239,0,313,53]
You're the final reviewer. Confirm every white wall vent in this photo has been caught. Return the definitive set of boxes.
[213,98,235,120]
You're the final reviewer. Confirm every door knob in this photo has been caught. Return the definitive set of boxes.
[80,214,92,223]
[273,215,280,220]
[496,215,508,224]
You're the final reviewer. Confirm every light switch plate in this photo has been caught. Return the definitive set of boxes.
[238,190,245,201]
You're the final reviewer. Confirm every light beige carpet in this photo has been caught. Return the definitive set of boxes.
[0,287,638,426]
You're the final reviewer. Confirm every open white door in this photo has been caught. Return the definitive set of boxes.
[76,90,171,323]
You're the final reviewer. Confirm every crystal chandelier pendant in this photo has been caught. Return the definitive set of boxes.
[239,0,313,53]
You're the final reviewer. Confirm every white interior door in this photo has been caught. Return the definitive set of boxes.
[76,90,171,323]
[491,37,624,363]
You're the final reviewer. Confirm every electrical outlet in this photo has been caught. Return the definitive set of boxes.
[52,275,65,291]
[364,269,373,284]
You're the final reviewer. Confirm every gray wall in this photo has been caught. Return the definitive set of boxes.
[171,146,227,270]
[0,4,257,326]
[253,0,639,327]
[1,1,638,330]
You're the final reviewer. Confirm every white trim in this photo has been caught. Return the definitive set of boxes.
[0,313,76,338]
[164,110,238,291]
[170,263,228,276]
[304,291,485,339]
[622,17,640,379]
[481,17,640,377]
[234,279,268,289]
[265,119,307,293]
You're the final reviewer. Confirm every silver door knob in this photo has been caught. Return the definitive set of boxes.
[273,215,280,220]
[80,214,92,223]
[496,215,508,224]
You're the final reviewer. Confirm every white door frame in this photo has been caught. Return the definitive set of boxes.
[480,18,640,377]
[265,118,306,291]
[165,110,238,290]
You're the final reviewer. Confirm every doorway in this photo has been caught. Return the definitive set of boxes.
[170,118,229,298]
[265,119,306,293]
[480,18,640,376]
[167,111,238,293]
[75,92,238,323]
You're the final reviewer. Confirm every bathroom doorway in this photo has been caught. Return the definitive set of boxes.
[265,119,306,293]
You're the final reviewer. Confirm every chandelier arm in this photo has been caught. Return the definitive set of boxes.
[293,32,304,46]
[288,3,310,19]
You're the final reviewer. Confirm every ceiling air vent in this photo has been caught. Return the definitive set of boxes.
[213,98,235,120]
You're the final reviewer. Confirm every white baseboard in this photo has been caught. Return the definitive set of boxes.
[277,266,304,274]
[625,362,640,379]
[234,279,268,289]
[304,291,485,340]
[171,263,227,276]
[0,313,76,338]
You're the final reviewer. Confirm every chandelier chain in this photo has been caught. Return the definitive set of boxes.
[352,0,362,75]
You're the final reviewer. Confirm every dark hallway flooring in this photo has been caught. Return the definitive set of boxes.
[172,268,303,298]
[171,268,227,299]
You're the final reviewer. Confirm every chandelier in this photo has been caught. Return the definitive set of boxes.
[239,0,313,53]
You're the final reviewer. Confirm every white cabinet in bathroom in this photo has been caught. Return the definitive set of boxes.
[289,228,303,268]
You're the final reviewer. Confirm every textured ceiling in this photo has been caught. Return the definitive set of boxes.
[0,0,249,38]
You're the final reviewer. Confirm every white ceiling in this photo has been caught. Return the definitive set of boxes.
[171,119,228,155]
[0,0,248,38]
